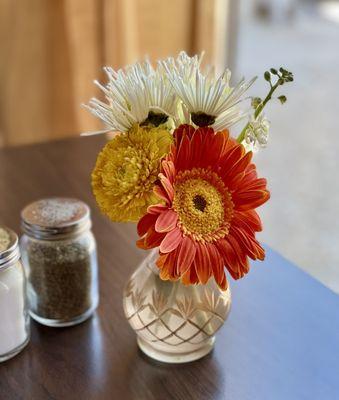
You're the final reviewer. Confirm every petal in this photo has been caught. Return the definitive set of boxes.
[174,124,195,145]
[215,238,244,280]
[233,210,263,232]
[155,209,178,233]
[160,227,183,253]
[189,129,204,167]
[226,235,250,277]
[206,243,225,285]
[226,151,253,181]
[159,267,170,280]
[240,177,268,191]
[144,226,166,249]
[219,144,245,172]
[156,253,168,269]
[219,273,228,291]
[226,171,246,190]
[147,204,168,215]
[230,226,265,261]
[175,134,191,171]
[181,264,199,285]
[136,237,148,250]
[158,250,179,280]
[245,210,263,232]
[166,248,181,279]
[153,185,170,204]
[162,160,176,184]
[242,164,258,184]
[216,128,230,144]
[177,236,196,275]
[194,243,212,284]
[233,189,270,211]
[159,173,174,201]
[137,213,157,236]
[203,130,229,168]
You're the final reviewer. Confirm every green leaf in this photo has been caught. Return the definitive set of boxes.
[270,68,278,75]
[278,95,287,104]
[264,71,271,81]
[251,97,262,109]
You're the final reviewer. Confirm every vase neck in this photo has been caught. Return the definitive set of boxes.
[146,248,160,276]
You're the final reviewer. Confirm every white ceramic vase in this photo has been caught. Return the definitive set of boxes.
[123,249,231,363]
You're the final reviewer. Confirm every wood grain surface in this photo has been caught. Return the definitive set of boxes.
[0,136,338,400]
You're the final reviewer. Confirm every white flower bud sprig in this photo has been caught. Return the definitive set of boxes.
[237,67,294,145]
[243,114,270,152]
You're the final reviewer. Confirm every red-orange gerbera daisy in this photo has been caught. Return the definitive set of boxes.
[137,124,270,290]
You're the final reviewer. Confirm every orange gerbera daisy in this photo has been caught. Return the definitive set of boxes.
[137,124,270,290]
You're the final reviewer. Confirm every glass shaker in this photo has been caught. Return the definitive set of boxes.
[0,225,30,362]
[20,198,99,327]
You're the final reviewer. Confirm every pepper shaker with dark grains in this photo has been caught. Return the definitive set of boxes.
[20,198,99,327]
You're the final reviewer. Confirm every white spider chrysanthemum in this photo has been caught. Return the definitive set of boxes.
[243,114,270,152]
[83,60,178,135]
[160,51,256,130]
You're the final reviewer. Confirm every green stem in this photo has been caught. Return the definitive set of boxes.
[236,122,249,144]
[236,81,279,143]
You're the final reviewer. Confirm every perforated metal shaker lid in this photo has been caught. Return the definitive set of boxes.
[21,198,91,240]
[0,225,20,268]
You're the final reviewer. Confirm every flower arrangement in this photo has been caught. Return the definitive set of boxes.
[85,52,293,290]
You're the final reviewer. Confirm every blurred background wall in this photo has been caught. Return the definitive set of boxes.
[0,0,338,292]
[237,0,339,293]
[0,0,236,147]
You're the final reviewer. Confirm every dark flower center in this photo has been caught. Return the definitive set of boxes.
[141,111,168,127]
[191,112,216,127]
[193,194,207,212]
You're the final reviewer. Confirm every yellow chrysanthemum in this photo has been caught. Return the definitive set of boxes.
[92,124,173,222]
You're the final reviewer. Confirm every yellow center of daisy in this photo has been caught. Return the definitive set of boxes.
[173,168,234,242]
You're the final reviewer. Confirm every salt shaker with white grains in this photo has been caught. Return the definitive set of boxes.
[0,225,30,362]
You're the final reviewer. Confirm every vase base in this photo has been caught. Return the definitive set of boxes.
[137,336,215,364]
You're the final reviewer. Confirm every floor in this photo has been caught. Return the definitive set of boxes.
[236,1,339,293]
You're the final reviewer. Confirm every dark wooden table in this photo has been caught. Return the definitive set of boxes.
[0,136,338,400]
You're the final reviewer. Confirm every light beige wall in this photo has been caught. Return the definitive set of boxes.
[0,0,234,147]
